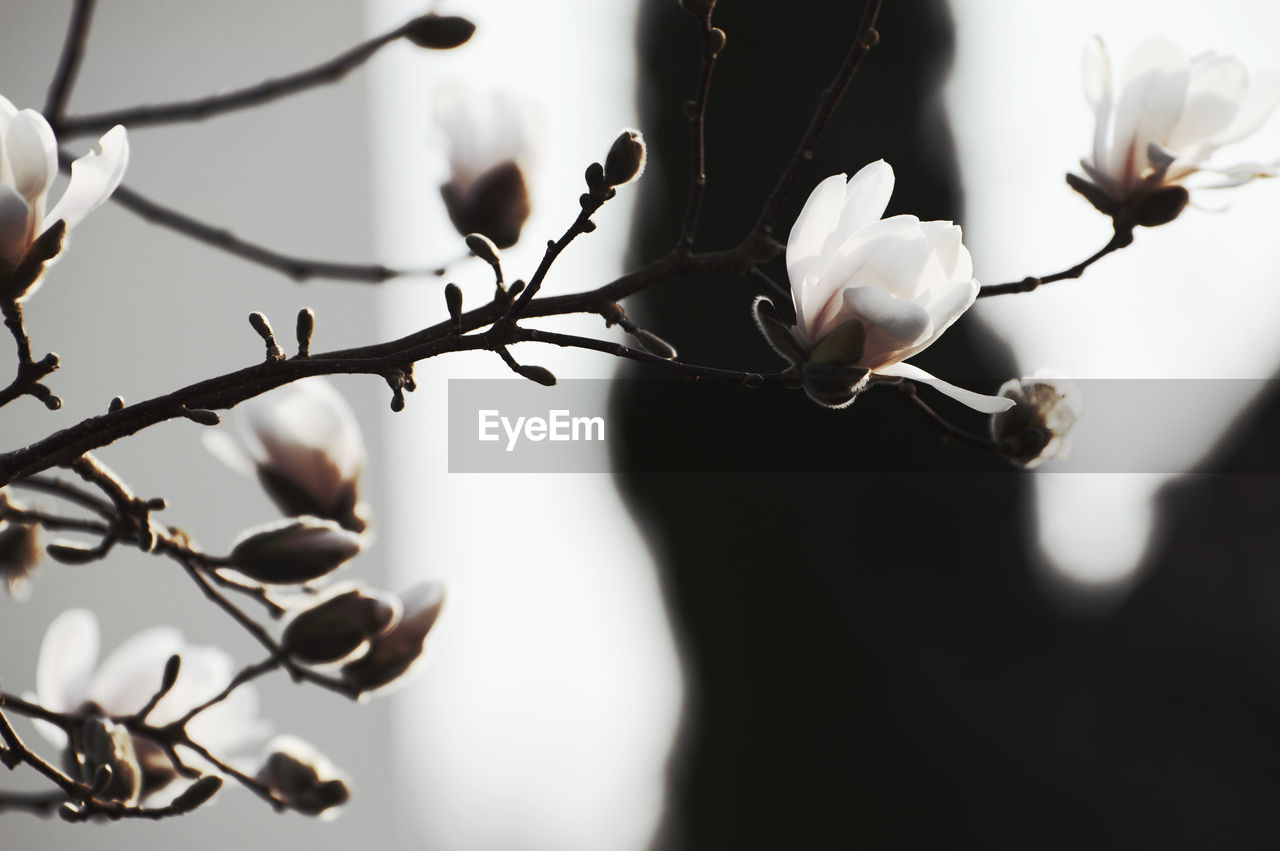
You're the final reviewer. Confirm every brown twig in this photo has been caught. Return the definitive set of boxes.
[44,0,98,121]
[676,2,723,253]
[977,225,1135,298]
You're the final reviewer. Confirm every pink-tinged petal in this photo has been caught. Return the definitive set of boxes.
[818,221,932,306]
[0,183,31,265]
[1166,55,1247,152]
[44,125,128,231]
[786,173,848,295]
[37,609,99,713]
[876,361,1015,413]
[835,285,932,368]
[1216,68,1280,144]
[5,110,57,208]
[88,626,183,715]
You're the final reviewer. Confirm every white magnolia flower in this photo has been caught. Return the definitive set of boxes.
[761,160,1012,413]
[0,97,128,298]
[989,368,1084,468]
[1077,37,1280,217]
[435,83,535,248]
[34,609,267,798]
[204,378,368,532]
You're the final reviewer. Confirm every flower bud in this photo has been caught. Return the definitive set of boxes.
[341,581,446,696]
[79,716,142,805]
[282,585,400,665]
[256,736,350,818]
[0,518,42,600]
[603,130,646,187]
[1129,185,1190,228]
[228,517,363,584]
[989,369,1083,468]
[441,161,531,249]
[168,775,223,814]
[404,15,476,50]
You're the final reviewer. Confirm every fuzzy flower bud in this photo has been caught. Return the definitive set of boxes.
[282,584,400,665]
[256,735,350,818]
[228,517,363,585]
[602,130,646,187]
[0,514,42,600]
[341,581,445,696]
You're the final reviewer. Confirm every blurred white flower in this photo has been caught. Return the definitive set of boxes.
[0,514,41,600]
[760,160,1012,413]
[204,377,368,532]
[0,97,128,299]
[34,609,267,798]
[255,734,350,819]
[435,83,535,248]
[989,368,1084,468]
[1076,37,1280,221]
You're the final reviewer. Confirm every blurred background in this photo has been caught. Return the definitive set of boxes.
[4,0,1280,849]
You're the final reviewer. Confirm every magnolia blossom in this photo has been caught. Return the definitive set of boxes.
[205,378,368,532]
[1076,37,1280,218]
[228,516,364,584]
[435,84,535,248]
[759,160,1012,413]
[341,580,446,696]
[0,97,128,298]
[989,369,1084,469]
[34,609,267,799]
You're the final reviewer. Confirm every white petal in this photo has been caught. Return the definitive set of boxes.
[918,220,969,281]
[1216,68,1280,144]
[188,683,269,756]
[44,125,129,231]
[1085,37,1115,173]
[1166,55,1247,152]
[37,609,99,713]
[892,275,978,364]
[5,110,57,207]
[201,429,258,477]
[837,285,932,367]
[833,160,895,244]
[1108,38,1188,183]
[0,183,32,265]
[877,362,1015,413]
[786,172,849,298]
[88,626,183,715]
[807,216,927,330]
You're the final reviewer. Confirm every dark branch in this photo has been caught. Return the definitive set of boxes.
[977,225,1135,298]
[52,14,442,138]
[676,3,723,253]
[44,0,98,121]
[752,0,882,238]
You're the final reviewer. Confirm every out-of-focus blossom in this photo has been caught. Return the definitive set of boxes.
[228,516,364,585]
[79,715,143,804]
[341,581,445,696]
[435,84,535,248]
[204,378,368,532]
[34,609,268,799]
[759,160,1012,413]
[255,735,349,818]
[281,583,400,665]
[1074,37,1280,224]
[0,507,42,600]
[989,369,1084,468]
[0,97,128,299]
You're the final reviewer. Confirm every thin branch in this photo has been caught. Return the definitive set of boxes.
[890,380,1001,455]
[977,225,1135,298]
[173,658,280,729]
[52,14,442,138]
[11,474,118,520]
[100,176,443,284]
[517,327,782,387]
[44,0,98,121]
[752,0,883,238]
[0,299,60,410]
[676,4,723,253]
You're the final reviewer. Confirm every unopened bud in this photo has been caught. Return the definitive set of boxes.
[441,161,530,249]
[228,517,363,584]
[341,581,445,696]
[465,233,501,268]
[603,130,646,187]
[990,370,1083,468]
[404,14,476,49]
[1130,185,1189,228]
[515,364,557,387]
[631,328,677,360]
[296,308,315,357]
[257,736,350,818]
[169,775,223,813]
[0,520,42,600]
[283,585,400,664]
[80,716,142,805]
[444,283,463,328]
